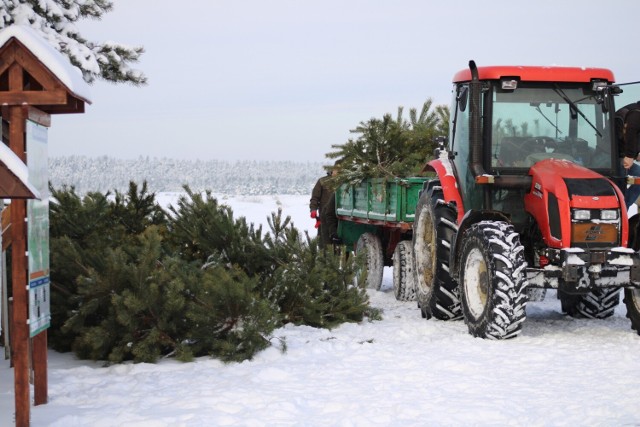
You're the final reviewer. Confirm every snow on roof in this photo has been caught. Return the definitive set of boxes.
[0,25,92,103]
[0,142,40,199]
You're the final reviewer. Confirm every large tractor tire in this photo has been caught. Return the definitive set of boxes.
[624,215,640,335]
[560,288,620,319]
[354,232,384,290]
[458,221,529,339]
[624,289,640,335]
[412,184,461,320]
[392,240,416,301]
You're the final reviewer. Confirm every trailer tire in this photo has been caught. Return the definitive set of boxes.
[412,184,461,320]
[354,232,384,290]
[393,240,416,301]
[459,221,528,339]
[624,289,640,335]
[560,288,620,319]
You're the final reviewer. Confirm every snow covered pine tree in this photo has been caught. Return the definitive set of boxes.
[0,0,146,85]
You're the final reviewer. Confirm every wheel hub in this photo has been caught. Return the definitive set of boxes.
[464,247,488,319]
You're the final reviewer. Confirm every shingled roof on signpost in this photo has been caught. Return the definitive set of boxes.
[0,24,92,114]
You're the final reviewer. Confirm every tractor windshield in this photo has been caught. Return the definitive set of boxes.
[490,83,615,172]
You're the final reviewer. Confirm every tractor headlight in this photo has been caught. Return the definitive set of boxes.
[600,209,618,220]
[573,209,591,220]
[501,79,518,90]
[592,81,608,92]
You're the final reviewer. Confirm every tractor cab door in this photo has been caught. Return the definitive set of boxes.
[449,82,484,214]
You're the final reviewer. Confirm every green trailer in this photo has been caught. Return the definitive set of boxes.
[335,177,431,299]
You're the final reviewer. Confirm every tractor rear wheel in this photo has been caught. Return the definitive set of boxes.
[560,288,620,319]
[392,240,416,301]
[354,232,384,290]
[412,184,460,320]
[459,221,528,339]
[624,289,640,335]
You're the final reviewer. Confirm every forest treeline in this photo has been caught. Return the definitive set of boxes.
[49,156,325,195]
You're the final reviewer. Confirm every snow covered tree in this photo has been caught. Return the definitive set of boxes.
[0,0,146,85]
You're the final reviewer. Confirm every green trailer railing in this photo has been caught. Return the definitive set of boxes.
[335,177,431,251]
[336,177,429,224]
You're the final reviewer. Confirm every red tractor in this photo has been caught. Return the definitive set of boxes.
[412,61,640,338]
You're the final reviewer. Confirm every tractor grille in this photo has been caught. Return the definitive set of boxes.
[571,223,618,247]
[565,178,620,248]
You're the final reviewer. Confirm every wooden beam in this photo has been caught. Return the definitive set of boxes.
[27,107,51,128]
[0,90,68,106]
[13,39,65,93]
[41,94,86,114]
[0,43,17,78]
[33,331,48,405]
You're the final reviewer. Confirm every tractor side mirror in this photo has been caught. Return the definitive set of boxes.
[595,84,622,113]
[434,136,448,158]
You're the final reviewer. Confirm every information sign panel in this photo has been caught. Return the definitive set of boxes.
[27,120,50,337]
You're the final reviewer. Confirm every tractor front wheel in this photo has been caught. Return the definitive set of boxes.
[459,221,528,339]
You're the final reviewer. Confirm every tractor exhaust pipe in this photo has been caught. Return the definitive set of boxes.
[468,60,485,177]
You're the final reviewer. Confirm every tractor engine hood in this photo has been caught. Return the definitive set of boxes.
[523,158,628,249]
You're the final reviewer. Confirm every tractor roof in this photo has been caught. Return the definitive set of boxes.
[452,65,615,84]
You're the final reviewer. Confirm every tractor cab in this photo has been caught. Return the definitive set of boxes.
[448,63,622,233]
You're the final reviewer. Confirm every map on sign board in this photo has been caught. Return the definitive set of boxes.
[27,120,50,337]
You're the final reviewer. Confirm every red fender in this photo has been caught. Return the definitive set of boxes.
[426,154,465,224]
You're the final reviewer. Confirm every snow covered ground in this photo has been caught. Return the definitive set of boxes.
[2,194,640,426]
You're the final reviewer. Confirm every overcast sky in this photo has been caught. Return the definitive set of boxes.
[46,0,640,163]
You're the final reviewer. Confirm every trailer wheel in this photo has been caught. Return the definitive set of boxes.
[392,240,416,301]
[354,232,384,290]
[412,184,461,320]
[623,289,640,335]
[560,288,620,319]
[459,221,528,339]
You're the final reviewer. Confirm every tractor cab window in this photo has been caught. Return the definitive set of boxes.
[490,84,614,172]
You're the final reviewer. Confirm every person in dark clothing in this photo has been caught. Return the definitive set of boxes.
[616,102,640,209]
[309,167,339,248]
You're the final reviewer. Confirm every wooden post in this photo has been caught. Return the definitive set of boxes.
[33,331,48,405]
[9,62,30,427]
